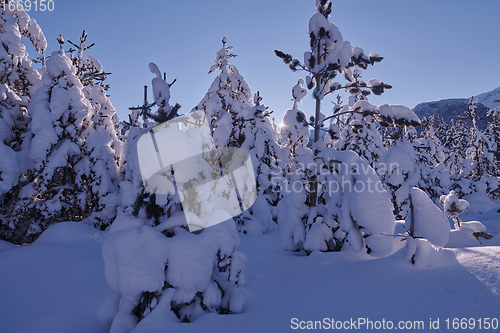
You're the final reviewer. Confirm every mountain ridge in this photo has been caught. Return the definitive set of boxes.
[413,87,500,129]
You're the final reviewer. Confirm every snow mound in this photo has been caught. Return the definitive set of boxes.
[406,187,450,247]
[0,239,16,251]
[34,222,104,245]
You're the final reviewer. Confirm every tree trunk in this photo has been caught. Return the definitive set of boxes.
[409,193,415,236]
[309,74,322,208]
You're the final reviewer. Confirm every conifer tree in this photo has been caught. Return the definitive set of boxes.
[232,92,284,233]
[57,31,122,228]
[106,63,246,328]
[119,63,180,226]
[193,39,284,234]
[405,187,450,267]
[7,41,121,242]
[447,98,499,198]
[464,98,497,181]
[0,6,45,240]
[0,6,45,98]
[274,0,421,256]
[193,37,252,148]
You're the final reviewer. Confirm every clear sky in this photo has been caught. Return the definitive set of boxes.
[24,0,500,123]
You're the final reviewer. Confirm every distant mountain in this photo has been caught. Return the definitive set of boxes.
[413,87,500,130]
[475,87,500,110]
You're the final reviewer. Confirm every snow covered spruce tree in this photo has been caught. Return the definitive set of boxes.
[193,38,284,234]
[0,6,46,240]
[118,62,180,225]
[192,37,251,148]
[411,126,450,203]
[376,144,420,220]
[104,64,246,330]
[10,50,92,242]
[331,72,387,167]
[463,98,497,181]
[0,5,45,98]
[448,98,499,198]
[374,115,450,220]
[486,101,500,199]
[274,0,421,255]
[8,47,120,243]
[56,32,122,228]
[231,92,284,233]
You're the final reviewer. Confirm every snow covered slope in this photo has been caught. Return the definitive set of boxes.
[413,86,500,129]
[0,223,119,333]
[0,220,499,332]
[476,87,500,110]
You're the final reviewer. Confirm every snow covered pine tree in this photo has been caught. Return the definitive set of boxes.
[193,38,284,234]
[274,0,420,256]
[103,63,246,331]
[9,38,120,243]
[440,190,493,244]
[61,31,122,228]
[0,6,46,241]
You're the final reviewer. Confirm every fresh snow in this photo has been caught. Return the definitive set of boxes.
[1,212,499,332]
[476,86,500,110]
[0,223,119,333]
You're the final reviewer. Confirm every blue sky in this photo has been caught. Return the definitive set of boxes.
[25,0,500,123]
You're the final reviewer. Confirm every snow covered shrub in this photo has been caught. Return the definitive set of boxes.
[375,119,452,220]
[440,190,492,244]
[103,212,246,331]
[405,187,450,268]
[439,190,469,228]
[193,38,283,234]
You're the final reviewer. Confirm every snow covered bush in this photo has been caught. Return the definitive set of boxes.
[439,190,469,228]
[103,212,246,331]
[440,190,493,244]
[405,187,450,268]
[277,142,396,256]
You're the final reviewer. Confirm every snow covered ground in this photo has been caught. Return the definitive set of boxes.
[1,215,499,333]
